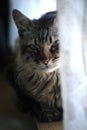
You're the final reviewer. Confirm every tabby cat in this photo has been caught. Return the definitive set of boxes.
[12,9,62,122]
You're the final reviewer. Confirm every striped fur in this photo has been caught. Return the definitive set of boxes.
[12,9,62,122]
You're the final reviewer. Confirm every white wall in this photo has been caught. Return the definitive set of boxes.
[57,0,87,130]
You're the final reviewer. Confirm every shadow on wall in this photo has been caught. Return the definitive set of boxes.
[0,0,11,69]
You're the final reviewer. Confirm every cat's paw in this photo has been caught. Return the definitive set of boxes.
[37,107,63,122]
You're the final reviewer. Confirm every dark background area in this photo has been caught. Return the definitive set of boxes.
[0,0,11,70]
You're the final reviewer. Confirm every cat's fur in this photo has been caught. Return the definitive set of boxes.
[11,9,62,122]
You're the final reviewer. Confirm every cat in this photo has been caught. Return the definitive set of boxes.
[11,9,63,122]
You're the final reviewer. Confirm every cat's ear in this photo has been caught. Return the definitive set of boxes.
[48,11,58,26]
[12,9,33,37]
[53,11,58,25]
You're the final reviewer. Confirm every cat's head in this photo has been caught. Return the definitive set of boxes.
[12,9,60,73]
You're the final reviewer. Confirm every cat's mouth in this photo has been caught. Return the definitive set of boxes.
[39,60,60,73]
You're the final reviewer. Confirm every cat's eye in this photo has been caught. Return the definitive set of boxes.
[29,44,38,53]
[50,40,59,53]
[29,44,36,50]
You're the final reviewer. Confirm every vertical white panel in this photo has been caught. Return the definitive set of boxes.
[57,0,87,130]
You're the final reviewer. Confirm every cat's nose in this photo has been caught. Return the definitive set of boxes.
[42,59,49,65]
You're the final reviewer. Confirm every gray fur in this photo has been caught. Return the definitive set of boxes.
[12,9,62,122]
